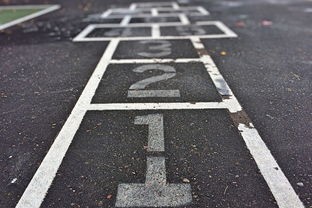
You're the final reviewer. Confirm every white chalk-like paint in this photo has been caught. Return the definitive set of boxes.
[115,157,192,207]
[15,39,120,208]
[238,124,305,208]
[0,5,60,31]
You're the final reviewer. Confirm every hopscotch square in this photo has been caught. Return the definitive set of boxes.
[73,22,237,41]
[91,62,221,103]
[101,6,209,18]
[112,39,199,59]
[40,110,278,208]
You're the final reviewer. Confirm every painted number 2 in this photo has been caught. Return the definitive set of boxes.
[127,64,180,98]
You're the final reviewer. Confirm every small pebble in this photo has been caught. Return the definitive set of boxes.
[297,182,304,187]
[183,178,190,183]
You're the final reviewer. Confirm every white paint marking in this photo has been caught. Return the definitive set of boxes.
[238,124,305,208]
[172,2,181,9]
[101,9,112,18]
[15,39,120,208]
[72,25,96,42]
[197,21,238,38]
[129,4,137,10]
[120,15,131,26]
[190,37,241,113]
[87,102,231,111]
[115,157,192,207]
[134,114,165,152]
[0,5,60,31]
[152,24,161,38]
[151,8,158,16]
[179,14,191,24]
[109,58,201,64]
[197,6,210,15]
[74,35,238,41]
[128,90,181,98]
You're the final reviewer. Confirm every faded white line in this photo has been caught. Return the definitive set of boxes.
[0,5,60,31]
[15,39,120,208]
[191,36,304,208]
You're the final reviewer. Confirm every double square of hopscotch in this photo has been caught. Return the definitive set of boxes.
[16,1,304,208]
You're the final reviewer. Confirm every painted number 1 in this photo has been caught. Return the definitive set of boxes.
[115,114,192,207]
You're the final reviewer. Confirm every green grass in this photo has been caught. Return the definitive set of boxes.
[0,8,42,25]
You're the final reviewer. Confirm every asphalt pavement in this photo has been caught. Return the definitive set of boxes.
[0,0,311,207]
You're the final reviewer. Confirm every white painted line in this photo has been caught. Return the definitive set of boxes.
[151,8,158,16]
[101,9,112,18]
[72,25,96,42]
[190,37,241,113]
[0,5,60,31]
[120,15,131,26]
[179,14,191,24]
[190,36,304,208]
[15,39,120,208]
[110,58,201,64]
[129,4,137,10]
[238,124,305,208]
[87,102,231,111]
[172,2,181,9]
[197,6,210,15]
[74,35,238,41]
[132,2,177,7]
[152,24,161,38]
[209,21,238,38]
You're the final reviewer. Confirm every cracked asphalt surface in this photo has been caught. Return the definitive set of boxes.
[0,0,311,207]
